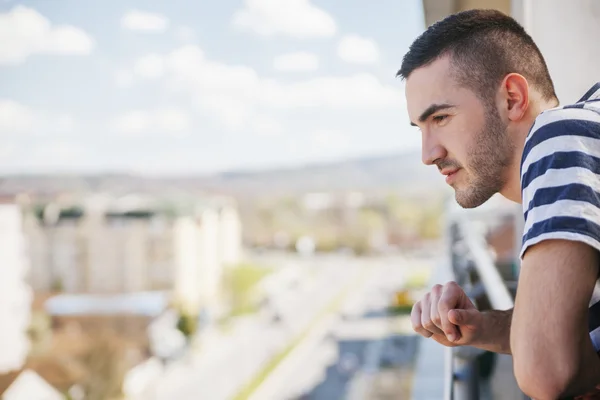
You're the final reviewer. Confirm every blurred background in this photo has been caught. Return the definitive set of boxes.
[0,0,597,399]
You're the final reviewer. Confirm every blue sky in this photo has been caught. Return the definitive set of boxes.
[0,0,424,175]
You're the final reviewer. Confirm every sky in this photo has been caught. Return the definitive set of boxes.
[0,0,425,175]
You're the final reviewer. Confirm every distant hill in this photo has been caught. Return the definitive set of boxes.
[0,150,448,199]
[200,150,446,196]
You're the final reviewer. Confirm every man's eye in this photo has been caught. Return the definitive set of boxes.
[433,115,448,123]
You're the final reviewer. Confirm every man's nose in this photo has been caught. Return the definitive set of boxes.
[421,133,447,166]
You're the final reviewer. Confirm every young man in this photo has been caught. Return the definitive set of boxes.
[400,9,600,400]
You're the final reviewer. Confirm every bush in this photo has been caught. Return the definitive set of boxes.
[223,263,272,317]
[176,313,198,339]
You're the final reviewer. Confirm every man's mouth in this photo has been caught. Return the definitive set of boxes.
[441,168,460,184]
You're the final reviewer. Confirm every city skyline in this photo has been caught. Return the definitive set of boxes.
[0,0,424,175]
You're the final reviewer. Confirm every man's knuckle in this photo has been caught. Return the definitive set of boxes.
[422,320,435,330]
[422,293,431,304]
[415,325,432,336]
[445,281,458,289]
[438,297,451,310]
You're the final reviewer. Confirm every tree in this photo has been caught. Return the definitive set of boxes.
[79,333,128,400]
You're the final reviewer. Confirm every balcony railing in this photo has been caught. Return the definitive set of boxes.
[413,199,527,400]
[445,217,525,400]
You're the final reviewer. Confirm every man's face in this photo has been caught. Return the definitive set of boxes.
[405,56,513,208]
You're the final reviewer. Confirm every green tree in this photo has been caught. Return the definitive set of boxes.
[223,263,272,316]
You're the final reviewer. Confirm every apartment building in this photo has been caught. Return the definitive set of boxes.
[23,194,243,314]
[0,200,32,373]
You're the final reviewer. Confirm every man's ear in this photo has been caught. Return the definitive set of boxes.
[500,73,529,122]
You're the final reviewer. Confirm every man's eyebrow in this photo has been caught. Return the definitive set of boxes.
[409,103,455,126]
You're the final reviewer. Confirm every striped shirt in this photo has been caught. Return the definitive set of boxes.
[520,81,600,351]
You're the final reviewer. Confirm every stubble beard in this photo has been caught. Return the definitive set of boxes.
[454,105,514,209]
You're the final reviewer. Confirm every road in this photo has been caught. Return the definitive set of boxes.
[251,256,426,400]
[146,254,361,399]
[142,253,437,400]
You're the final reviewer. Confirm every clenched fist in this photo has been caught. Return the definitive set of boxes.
[411,281,483,347]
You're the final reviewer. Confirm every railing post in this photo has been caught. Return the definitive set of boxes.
[452,350,480,400]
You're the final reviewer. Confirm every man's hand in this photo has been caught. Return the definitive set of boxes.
[411,281,483,347]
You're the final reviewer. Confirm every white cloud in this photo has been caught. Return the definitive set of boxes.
[128,45,402,134]
[252,115,283,137]
[195,95,253,130]
[19,141,87,171]
[0,100,75,136]
[141,45,400,108]
[174,26,196,43]
[273,52,318,72]
[232,0,336,38]
[113,111,147,136]
[0,144,16,159]
[155,109,190,133]
[0,99,35,133]
[0,140,92,173]
[121,10,169,33]
[0,6,93,65]
[337,34,380,64]
[264,74,400,109]
[31,141,83,160]
[115,69,134,88]
[112,108,190,137]
[52,114,75,134]
[308,129,351,160]
[312,129,347,149]
[133,54,165,79]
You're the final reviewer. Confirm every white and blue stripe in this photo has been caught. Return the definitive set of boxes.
[520,82,600,350]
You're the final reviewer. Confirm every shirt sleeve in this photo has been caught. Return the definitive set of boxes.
[520,109,600,259]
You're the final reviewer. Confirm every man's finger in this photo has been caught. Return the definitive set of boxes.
[421,293,444,336]
[411,301,433,338]
[438,282,462,342]
[429,284,444,330]
[448,309,479,327]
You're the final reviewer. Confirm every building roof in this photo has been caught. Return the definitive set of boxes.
[1,370,63,400]
[45,291,170,317]
[0,357,86,397]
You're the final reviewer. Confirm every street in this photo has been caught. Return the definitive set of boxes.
[142,252,438,400]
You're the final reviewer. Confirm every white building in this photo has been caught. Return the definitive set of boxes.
[85,214,151,293]
[173,216,200,313]
[218,205,242,268]
[172,207,224,315]
[22,195,244,321]
[197,208,221,309]
[0,202,32,373]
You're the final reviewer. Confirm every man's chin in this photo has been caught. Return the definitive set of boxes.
[454,188,494,209]
[455,196,479,209]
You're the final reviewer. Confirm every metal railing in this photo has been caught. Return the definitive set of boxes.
[444,216,525,400]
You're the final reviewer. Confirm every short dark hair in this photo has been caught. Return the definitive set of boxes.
[397,9,557,103]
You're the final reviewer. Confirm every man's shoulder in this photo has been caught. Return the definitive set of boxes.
[520,102,600,194]
[523,103,600,163]
[529,102,600,138]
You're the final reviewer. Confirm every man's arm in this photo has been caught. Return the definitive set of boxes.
[511,239,600,399]
[470,308,513,354]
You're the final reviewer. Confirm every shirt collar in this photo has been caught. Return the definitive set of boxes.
[578,82,600,102]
